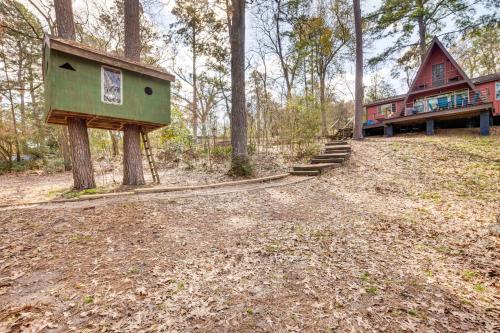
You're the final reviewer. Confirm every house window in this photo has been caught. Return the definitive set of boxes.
[378,103,394,117]
[101,66,122,105]
[432,63,445,86]
[496,82,500,100]
[454,90,468,107]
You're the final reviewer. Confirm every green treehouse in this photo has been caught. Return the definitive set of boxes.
[43,35,174,132]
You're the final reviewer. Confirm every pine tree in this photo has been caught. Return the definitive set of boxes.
[228,0,251,176]
[54,0,96,189]
[353,0,364,140]
[122,0,145,186]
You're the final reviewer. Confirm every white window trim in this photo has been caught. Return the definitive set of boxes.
[101,66,123,105]
[495,82,500,101]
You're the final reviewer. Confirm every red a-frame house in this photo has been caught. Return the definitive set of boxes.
[363,37,500,136]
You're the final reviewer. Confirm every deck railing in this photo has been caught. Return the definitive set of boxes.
[412,69,464,91]
[404,88,490,116]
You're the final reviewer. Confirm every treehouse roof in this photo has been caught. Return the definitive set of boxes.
[43,35,175,82]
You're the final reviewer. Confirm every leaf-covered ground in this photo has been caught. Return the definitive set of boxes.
[1,132,499,332]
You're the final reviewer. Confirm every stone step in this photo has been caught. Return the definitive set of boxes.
[311,158,344,164]
[290,170,320,176]
[293,163,340,172]
[314,153,350,159]
[325,141,347,146]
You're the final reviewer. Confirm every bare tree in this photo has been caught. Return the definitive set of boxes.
[122,0,145,185]
[228,0,251,175]
[54,0,96,189]
[170,0,226,142]
[353,0,363,140]
[254,0,304,101]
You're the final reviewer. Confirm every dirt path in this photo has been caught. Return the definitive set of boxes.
[1,135,499,332]
[0,151,290,206]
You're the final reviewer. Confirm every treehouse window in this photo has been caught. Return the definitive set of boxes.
[432,63,444,86]
[59,62,75,71]
[496,82,500,100]
[101,66,122,105]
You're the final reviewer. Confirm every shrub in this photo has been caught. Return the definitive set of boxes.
[229,155,253,177]
[206,146,232,160]
[42,158,66,174]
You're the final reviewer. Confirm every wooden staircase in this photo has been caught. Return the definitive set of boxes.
[290,140,351,176]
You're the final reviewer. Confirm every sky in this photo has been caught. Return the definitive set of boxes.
[136,0,411,98]
[62,0,492,100]
[132,0,391,101]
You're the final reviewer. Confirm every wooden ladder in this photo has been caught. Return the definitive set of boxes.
[140,130,160,184]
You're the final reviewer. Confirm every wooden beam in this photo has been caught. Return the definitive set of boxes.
[45,34,175,82]
[46,109,166,133]
[385,103,492,125]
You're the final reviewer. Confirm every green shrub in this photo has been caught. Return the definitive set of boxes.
[206,146,232,160]
[229,155,253,177]
[42,158,66,174]
[0,160,40,174]
[294,144,320,160]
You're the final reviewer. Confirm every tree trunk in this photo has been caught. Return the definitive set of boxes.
[59,127,72,171]
[29,64,47,156]
[122,124,144,184]
[416,0,426,62]
[54,0,76,40]
[1,50,21,162]
[201,114,208,148]
[192,28,199,143]
[319,73,327,137]
[67,117,95,189]
[353,0,364,140]
[55,0,95,183]
[8,94,21,162]
[123,0,145,185]
[229,0,251,176]
[109,130,119,157]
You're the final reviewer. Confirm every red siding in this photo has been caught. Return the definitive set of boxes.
[365,99,404,124]
[364,39,500,125]
[476,81,500,115]
[412,45,462,91]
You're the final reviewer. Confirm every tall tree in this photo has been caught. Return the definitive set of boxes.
[54,0,95,189]
[228,0,251,175]
[368,0,497,68]
[170,0,226,142]
[294,1,351,137]
[452,23,500,78]
[255,0,308,101]
[122,0,145,185]
[364,71,397,103]
[353,0,363,140]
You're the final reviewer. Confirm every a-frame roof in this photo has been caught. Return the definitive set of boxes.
[403,37,475,106]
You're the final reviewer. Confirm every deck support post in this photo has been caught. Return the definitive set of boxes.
[426,119,434,135]
[384,124,393,137]
[479,111,490,136]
